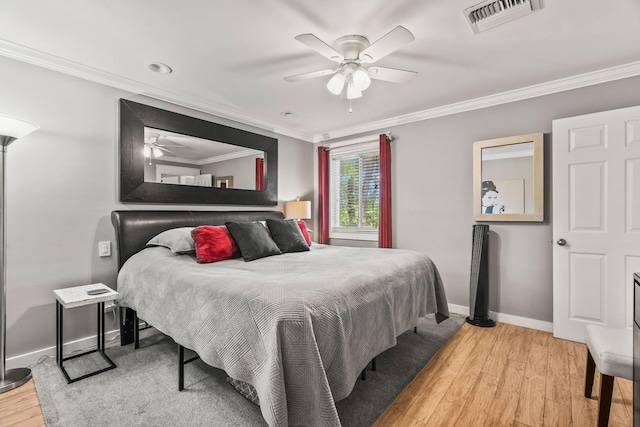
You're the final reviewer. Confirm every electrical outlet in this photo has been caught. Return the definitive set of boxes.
[104,302,117,313]
[98,241,111,257]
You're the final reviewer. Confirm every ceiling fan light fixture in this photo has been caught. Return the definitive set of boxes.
[143,144,151,158]
[327,73,346,95]
[352,69,371,91]
[152,146,163,157]
[346,82,362,99]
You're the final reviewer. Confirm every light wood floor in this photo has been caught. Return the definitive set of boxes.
[0,322,633,427]
[0,379,45,427]
[375,321,633,427]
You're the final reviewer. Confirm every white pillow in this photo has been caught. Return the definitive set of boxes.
[146,227,195,254]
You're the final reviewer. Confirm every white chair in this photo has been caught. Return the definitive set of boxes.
[584,324,633,427]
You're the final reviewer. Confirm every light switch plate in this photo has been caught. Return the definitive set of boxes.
[98,241,111,257]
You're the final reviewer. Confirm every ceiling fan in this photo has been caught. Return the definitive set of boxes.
[284,26,417,105]
[143,134,186,163]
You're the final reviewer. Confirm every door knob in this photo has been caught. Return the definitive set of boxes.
[556,238,567,246]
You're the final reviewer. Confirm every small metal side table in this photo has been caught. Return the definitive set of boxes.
[53,283,118,383]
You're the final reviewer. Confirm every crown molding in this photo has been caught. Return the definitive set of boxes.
[0,39,315,142]
[194,148,262,165]
[315,60,640,142]
[1,38,638,144]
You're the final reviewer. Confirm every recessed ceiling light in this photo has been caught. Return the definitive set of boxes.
[147,62,172,74]
[280,111,295,118]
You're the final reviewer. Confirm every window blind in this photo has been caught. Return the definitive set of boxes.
[329,145,380,232]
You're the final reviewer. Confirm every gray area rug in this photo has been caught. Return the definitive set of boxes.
[32,313,464,426]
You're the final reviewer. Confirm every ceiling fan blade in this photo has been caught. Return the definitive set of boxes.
[157,136,187,147]
[155,146,174,153]
[295,34,344,62]
[368,66,417,84]
[284,68,339,82]
[359,26,415,63]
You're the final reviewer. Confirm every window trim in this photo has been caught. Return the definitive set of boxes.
[328,138,380,241]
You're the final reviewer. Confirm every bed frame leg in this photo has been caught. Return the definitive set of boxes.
[178,345,185,391]
[133,311,140,349]
[178,344,200,391]
[361,357,378,381]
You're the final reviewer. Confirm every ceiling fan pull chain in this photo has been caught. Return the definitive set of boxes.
[349,99,353,114]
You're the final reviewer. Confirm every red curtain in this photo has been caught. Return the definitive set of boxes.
[318,146,330,244]
[255,158,264,190]
[379,134,392,248]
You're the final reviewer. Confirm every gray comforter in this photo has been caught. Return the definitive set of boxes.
[117,243,449,427]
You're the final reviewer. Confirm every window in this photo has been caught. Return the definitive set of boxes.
[330,143,379,239]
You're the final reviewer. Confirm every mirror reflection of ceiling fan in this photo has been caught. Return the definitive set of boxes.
[284,26,417,110]
[143,134,187,163]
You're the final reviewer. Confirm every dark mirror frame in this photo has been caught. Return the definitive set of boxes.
[119,99,278,205]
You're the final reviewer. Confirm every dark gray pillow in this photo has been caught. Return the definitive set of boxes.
[266,219,310,253]
[225,221,281,261]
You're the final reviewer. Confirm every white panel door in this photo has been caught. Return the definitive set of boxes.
[553,105,640,342]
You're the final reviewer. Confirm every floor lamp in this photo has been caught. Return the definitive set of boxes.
[0,114,39,394]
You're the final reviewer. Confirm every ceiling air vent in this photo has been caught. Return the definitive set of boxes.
[464,0,541,34]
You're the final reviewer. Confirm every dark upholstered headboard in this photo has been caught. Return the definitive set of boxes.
[111,210,285,270]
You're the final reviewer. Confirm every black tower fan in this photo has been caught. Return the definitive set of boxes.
[466,224,496,327]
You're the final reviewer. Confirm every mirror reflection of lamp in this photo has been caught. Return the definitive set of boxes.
[0,114,39,394]
[143,141,164,165]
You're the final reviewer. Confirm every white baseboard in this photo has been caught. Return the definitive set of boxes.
[448,303,553,333]
[6,328,120,370]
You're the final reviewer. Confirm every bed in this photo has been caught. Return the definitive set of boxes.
[111,210,449,427]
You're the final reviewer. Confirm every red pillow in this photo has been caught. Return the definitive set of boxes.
[191,225,240,263]
[296,220,312,246]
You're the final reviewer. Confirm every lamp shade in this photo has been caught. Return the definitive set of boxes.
[0,115,39,146]
[326,73,346,95]
[285,200,311,220]
[346,82,362,100]
[352,69,371,91]
[152,146,163,157]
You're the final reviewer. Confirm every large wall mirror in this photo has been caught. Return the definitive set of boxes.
[473,132,544,222]
[120,99,277,205]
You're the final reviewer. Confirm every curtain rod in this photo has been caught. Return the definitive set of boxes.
[322,132,393,149]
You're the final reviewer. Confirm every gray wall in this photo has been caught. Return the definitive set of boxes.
[201,155,260,190]
[0,55,313,359]
[324,75,640,323]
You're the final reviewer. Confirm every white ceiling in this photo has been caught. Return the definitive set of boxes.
[1,0,639,142]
